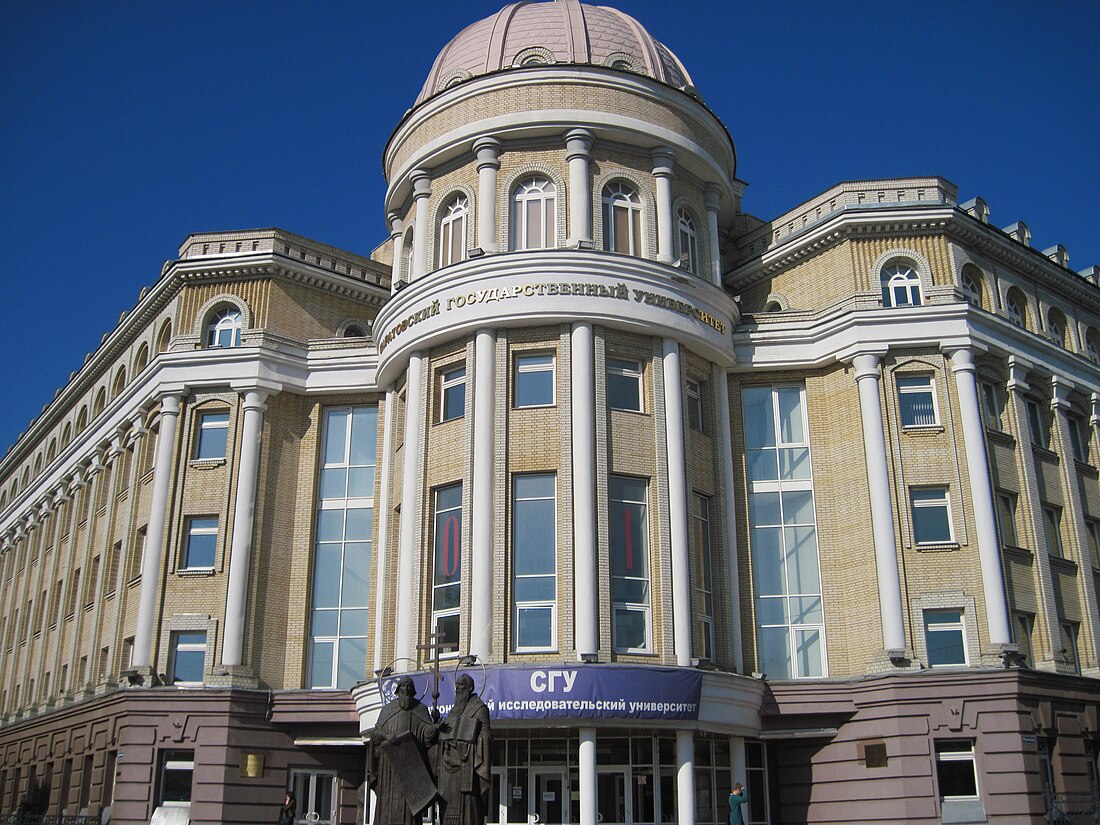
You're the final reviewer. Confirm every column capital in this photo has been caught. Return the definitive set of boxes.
[157,392,184,417]
[411,169,433,199]
[473,136,502,170]
[650,146,677,176]
[564,128,594,160]
[703,183,722,212]
[238,388,271,413]
[387,212,404,239]
[848,351,884,380]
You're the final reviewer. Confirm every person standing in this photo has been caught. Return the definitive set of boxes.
[729,783,747,825]
[278,791,296,825]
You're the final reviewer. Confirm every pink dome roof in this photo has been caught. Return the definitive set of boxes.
[416,0,694,105]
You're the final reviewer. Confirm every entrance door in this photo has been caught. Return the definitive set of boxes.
[597,770,630,825]
[531,769,568,824]
[290,770,337,825]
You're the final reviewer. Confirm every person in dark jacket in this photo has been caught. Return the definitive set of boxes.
[278,790,296,825]
[729,783,747,825]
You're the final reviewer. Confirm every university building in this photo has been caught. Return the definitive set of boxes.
[1,1,1098,823]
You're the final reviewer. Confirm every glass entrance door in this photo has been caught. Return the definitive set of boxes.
[531,769,568,824]
[290,770,336,825]
[597,770,630,824]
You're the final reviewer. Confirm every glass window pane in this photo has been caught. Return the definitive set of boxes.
[791,596,823,624]
[742,387,776,448]
[614,607,647,649]
[312,544,341,608]
[345,508,373,541]
[517,370,554,407]
[317,510,344,542]
[758,626,791,679]
[785,526,820,594]
[517,607,553,648]
[747,449,779,482]
[323,410,349,465]
[515,576,555,601]
[782,491,815,525]
[751,527,784,596]
[614,206,630,254]
[350,406,378,466]
[341,542,372,606]
[749,492,781,526]
[339,608,370,637]
[779,447,811,480]
[311,609,338,637]
[320,468,347,499]
[348,467,375,498]
[608,373,640,411]
[173,648,204,683]
[515,500,555,574]
[756,596,787,624]
[526,199,542,248]
[795,628,823,677]
[337,637,367,689]
[185,533,216,568]
[777,387,805,443]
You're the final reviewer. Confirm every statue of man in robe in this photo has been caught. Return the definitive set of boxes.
[438,674,492,825]
[368,677,440,825]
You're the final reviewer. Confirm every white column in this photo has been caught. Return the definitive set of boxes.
[474,137,501,253]
[716,369,744,671]
[729,736,747,789]
[704,184,723,287]
[395,354,426,666]
[946,347,1011,645]
[470,329,496,660]
[222,388,270,667]
[851,354,906,654]
[133,393,182,669]
[372,386,397,673]
[663,338,693,666]
[676,730,696,825]
[578,728,597,825]
[651,147,677,264]
[387,213,404,292]
[565,129,594,246]
[410,170,432,280]
[572,322,598,658]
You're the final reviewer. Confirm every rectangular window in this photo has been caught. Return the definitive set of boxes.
[897,375,938,427]
[997,492,1018,547]
[512,474,556,652]
[607,358,643,413]
[182,517,218,569]
[924,609,966,666]
[935,740,980,802]
[1026,398,1049,448]
[439,365,466,422]
[610,475,651,652]
[686,380,704,431]
[157,750,195,806]
[433,483,462,655]
[1014,613,1035,668]
[1086,520,1100,568]
[911,488,952,545]
[691,493,714,661]
[1060,621,1080,673]
[1042,505,1064,558]
[1068,415,1091,463]
[514,353,555,408]
[309,406,376,690]
[980,382,1002,430]
[194,411,229,460]
[168,632,206,685]
[743,384,825,679]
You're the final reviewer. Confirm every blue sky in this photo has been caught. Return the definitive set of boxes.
[2,1,1097,453]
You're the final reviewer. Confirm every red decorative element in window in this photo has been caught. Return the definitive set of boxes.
[623,508,634,571]
[443,514,461,577]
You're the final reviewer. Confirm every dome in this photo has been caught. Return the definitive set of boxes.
[416,0,694,105]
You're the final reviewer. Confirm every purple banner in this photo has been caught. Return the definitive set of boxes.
[380,664,702,721]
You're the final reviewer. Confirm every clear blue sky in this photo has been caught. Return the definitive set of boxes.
[2,1,1097,454]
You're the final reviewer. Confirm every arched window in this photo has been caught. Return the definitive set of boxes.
[93,388,106,416]
[881,260,922,307]
[47,439,57,462]
[511,177,556,251]
[1086,328,1100,364]
[76,406,88,432]
[1048,309,1066,347]
[343,324,366,338]
[156,320,172,354]
[134,343,150,372]
[677,207,699,274]
[602,181,642,256]
[1005,288,1027,328]
[207,306,243,348]
[960,266,983,307]
[112,367,127,397]
[438,195,468,267]
[61,423,72,446]
[401,229,414,282]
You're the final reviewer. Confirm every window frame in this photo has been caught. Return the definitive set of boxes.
[1086,520,1100,569]
[602,181,643,257]
[610,475,652,654]
[206,306,243,348]
[432,483,463,657]
[1060,621,1080,673]
[607,357,644,413]
[514,352,556,409]
[510,176,557,252]
[181,516,218,570]
[996,492,1018,547]
[1014,612,1035,668]
[511,474,558,653]
[1005,290,1026,327]
[924,609,967,667]
[193,410,230,460]
[157,749,196,807]
[168,631,207,686]
[897,374,939,427]
[1026,398,1049,448]
[960,271,982,306]
[934,740,981,804]
[676,207,699,274]
[1042,504,1064,558]
[439,364,467,423]
[980,381,1003,431]
[1068,414,1091,463]
[686,379,704,431]
[691,492,715,661]
[438,194,469,268]
[881,260,922,307]
[910,487,953,546]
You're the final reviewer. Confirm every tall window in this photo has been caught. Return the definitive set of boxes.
[168,632,206,685]
[1026,399,1049,448]
[677,207,698,274]
[1068,415,1091,463]
[438,195,468,267]
[691,493,714,661]
[439,365,466,422]
[1047,309,1066,347]
[980,382,1003,431]
[610,476,651,652]
[924,610,966,666]
[881,260,921,307]
[309,406,377,689]
[910,488,952,545]
[182,517,218,570]
[960,269,983,307]
[742,384,825,678]
[935,741,981,813]
[1014,613,1035,667]
[511,177,556,251]
[433,483,463,654]
[997,492,1018,547]
[1060,622,1080,673]
[206,307,242,348]
[1086,520,1100,568]
[1043,505,1064,558]
[897,375,938,426]
[1087,329,1100,364]
[607,358,643,412]
[512,475,556,651]
[194,411,229,460]
[514,353,555,408]
[157,750,195,808]
[686,380,704,431]
[1005,289,1026,327]
[602,181,642,256]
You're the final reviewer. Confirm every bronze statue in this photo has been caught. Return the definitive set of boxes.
[368,677,440,825]
[438,674,492,825]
